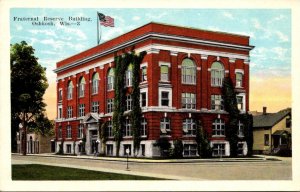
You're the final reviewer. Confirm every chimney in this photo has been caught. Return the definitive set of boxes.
[263,107,267,115]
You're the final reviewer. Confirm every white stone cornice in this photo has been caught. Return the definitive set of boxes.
[201,55,208,60]
[229,58,236,63]
[147,48,159,54]
[170,51,178,56]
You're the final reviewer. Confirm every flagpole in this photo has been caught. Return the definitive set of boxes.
[97,12,99,45]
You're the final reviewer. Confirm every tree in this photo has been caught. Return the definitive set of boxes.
[11,41,49,155]
[195,119,212,158]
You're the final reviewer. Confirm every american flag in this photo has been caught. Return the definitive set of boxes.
[98,13,114,27]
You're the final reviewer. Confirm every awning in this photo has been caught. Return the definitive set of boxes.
[272,130,290,136]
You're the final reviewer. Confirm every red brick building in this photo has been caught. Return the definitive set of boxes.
[54,22,254,157]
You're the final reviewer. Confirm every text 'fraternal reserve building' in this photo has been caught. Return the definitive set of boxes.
[54,22,254,157]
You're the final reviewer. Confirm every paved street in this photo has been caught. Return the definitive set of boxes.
[11,154,292,180]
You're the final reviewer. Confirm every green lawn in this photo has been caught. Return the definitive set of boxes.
[12,164,165,180]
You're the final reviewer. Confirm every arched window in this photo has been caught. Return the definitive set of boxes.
[212,118,225,136]
[125,64,133,87]
[92,73,99,94]
[67,81,73,100]
[211,61,224,86]
[182,58,196,84]
[107,68,114,91]
[78,77,85,97]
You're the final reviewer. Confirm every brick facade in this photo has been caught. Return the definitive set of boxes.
[54,22,253,157]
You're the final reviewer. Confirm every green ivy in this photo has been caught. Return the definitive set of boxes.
[99,121,108,155]
[195,119,212,158]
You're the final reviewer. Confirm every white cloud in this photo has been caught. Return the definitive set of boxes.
[16,24,23,31]
[271,47,289,61]
[132,16,140,21]
[223,12,234,20]
[102,27,124,41]
[252,18,261,29]
[275,31,289,42]
[56,24,87,40]
[146,12,168,20]
[28,29,58,38]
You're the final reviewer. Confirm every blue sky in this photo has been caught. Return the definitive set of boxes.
[10,8,291,117]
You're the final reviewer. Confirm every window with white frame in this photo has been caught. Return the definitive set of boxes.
[107,144,113,156]
[141,66,147,82]
[67,106,73,118]
[182,93,196,109]
[125,64,133,87]
[212,119,225,136]
[92,72,99,94]
[106,121,113,138]
[58,126,62,138]
[237,120,244,137]
[140,92,147,107]
[58,105,63,119]
[236,72,243,87]
[211,95,224,110]
[91,101,99,113]
[125,94,132,111]
[141,118,147,137]
[58,89,63,102]
[67,81,73,100]
[160,65,169,82]
[66,125,72,138]
[161,91,169,107]
[66,144,72,154]
[160,118,171,136]
[183,118,196,136]
[211,61,224,86]
[182,58,196,84]
[124,118,132,137]
[236,95,244,111]
[77,124,83,138]
[183,144,197,156]
[107,68,114,91]
[107,99,114,113]
[78,77,85,98]
[78,104,85,117]
[212,143,225,156]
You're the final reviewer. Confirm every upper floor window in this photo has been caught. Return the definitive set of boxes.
[236,95,244,111]
[160,117,171,136]
[141,118,147,137]
[78,104,85,117]
[125,94,132,111]
[181,58,196,84]
[212,119,225,136]
[124,119,132,137]
[91,101,99,113]
[161,91,169,107]
[182,93,196,109]
[107,98,114,113]
[58,105,63,119]
[106,121,113,138]
[67,106,73,119]
[77,124,83,138]
[107,68,115,91]
[160,65,169,82]
[236,72,243,87]
[92,73,99,94]
[141,66,147,82]
[125,64,133,87]
[58,126,62,138]
[183,118,196,136]
[140,92,147,107]
[78,77,85,98]
[211,61,224,86]
[66,125,72,138]
[58,89,63,102]
[211,95,224,110]
[67,81,73,100]
[238,120,244,137]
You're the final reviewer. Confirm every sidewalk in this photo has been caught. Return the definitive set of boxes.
[11,153,280,163]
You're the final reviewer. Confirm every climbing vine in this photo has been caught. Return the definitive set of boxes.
[195,119,211,158]
[112,51,146,157]
[99,121,108,155]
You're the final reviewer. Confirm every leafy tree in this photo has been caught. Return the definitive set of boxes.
[27,113,54,136]
[11,41,49,155]
[240,113,254,156]
[170,139,183,158]
[195,119,212,158]
[154,137,171,157]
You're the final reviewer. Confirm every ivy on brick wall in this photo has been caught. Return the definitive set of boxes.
[195,119,212,158]
[112,51,146,157]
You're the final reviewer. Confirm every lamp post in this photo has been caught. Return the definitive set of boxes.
[79,140,83,155]
[96,140,100,157]
[125,148,130,171]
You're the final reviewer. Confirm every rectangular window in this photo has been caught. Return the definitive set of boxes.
[58,89,63,102]
[237,96,244,111]
[236,72,243,87]
[106,144,113,156]
[58,105,63,119]
[141,66,147,82]
[211,70,224,86]
[66,144,72,154]
[107,99,114,113]
[160,118,171,136]
[182,93,196,109]
[237,143,244,155]
[125,70,132,87]
[77,124,83,138]
[140,118,147,137]
[141,92,147,107]
[160,65,169,81]
[238,121,244,137]
[92,79,99,94]
[123,144,131,156]
[212,143,226,156]
[124,119,132,137]
[161,91,169,106]
[67,106,73,118]
[91,101,99,113]
[212,119,225,136]
[264,134,269,146]
[183,144,197,156]
[79,84,85,98]
[211,95,224,110]
[78,104,85,117]
[183,119,196,136]
[125,95,132,111]
[106,121,113,138]
[66,125,72,138]
[58,126,62,138]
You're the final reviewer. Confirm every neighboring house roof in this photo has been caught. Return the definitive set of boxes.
[272,130,290,136]
[253,108,291,128]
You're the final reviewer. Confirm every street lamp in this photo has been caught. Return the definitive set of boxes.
[95,140,100,156]
[79,140,83,155]
[125,147,130,171]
